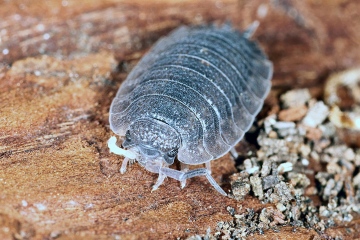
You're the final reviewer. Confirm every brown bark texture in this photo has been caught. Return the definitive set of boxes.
[1,0,360,239]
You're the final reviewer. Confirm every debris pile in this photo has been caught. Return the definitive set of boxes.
[188,86,360,239]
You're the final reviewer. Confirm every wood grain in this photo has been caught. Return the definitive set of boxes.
[1,0,360,239]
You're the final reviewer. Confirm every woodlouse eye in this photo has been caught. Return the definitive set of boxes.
[125,130,131,141]
[167,149,178,158]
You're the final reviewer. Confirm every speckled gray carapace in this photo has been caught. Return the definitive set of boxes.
[108,24,273,196]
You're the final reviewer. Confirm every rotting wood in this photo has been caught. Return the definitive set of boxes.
[1,0,360,239]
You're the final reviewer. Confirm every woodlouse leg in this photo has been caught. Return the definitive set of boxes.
[230,147,239,159]
[181,169,227,196]
[120,157,130,174]
[152,172,167,192]
[243,20,259,38]
[180,163,189,188]
[205,162,211,174]
[159,167,227,196]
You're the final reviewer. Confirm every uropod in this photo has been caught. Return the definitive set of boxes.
[108,23,273,196]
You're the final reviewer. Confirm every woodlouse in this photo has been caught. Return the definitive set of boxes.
[108,23,273,196]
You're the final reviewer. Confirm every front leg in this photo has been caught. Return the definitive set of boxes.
[152,172,167,192]
[180,163,189,188]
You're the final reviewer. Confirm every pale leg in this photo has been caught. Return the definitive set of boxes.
[205,162,212,174]
[120,157,130,174]
[152,172,167,191]
[180,163,189,188]
[230,147,239,159]
[158,167,227,196]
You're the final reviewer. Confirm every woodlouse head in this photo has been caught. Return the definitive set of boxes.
[123,118,181,169]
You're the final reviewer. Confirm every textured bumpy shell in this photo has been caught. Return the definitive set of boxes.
[110,25,272,165]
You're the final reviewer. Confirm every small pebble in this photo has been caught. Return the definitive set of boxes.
[277,162,293,174]
[278,105,308,122]
[302,101,329,127]
[280,89,311,108]
[194,86,360,239]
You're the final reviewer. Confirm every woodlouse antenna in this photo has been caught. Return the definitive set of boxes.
[108,136,138,159]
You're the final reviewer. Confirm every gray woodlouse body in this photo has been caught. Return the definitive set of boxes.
[108,23,273,196]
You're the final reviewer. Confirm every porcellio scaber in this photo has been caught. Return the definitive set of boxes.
[108,23,273,196]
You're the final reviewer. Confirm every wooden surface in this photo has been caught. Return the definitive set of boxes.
[1,0,360,239]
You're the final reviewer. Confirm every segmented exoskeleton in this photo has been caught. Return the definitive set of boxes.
[108,23,273,196]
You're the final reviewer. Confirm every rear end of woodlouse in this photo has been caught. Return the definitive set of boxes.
[108,23,273,196]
